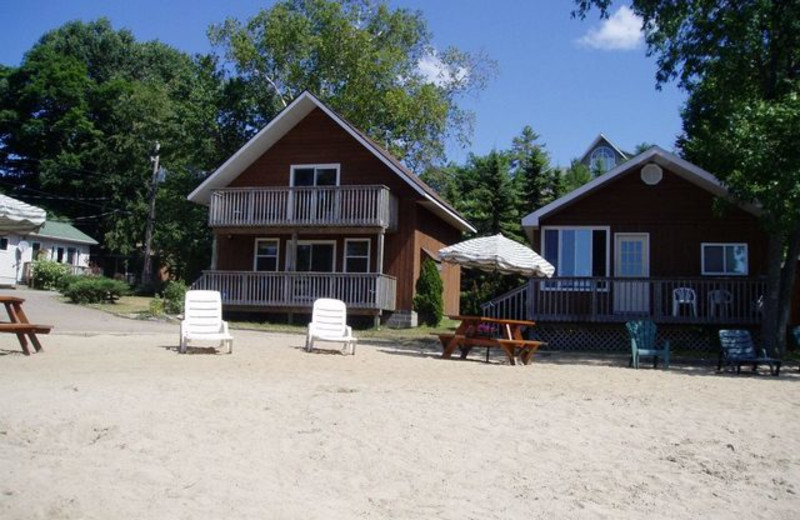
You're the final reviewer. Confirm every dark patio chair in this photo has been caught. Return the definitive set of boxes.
[717,329,781,376]
[626,320,670,369]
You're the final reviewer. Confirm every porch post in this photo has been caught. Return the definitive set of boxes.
[287,232,298,324]
[289,232,298,271]
[377,231,385,275]
[374,230,386,329]
[210,235,218,270]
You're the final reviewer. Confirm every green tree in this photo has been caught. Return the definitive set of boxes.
[414,257,444,326]
[633,142,655,155]
[208,0,496,171]
[510,125,563,213]
[562,159,592,193]
[574,1,800,353]
[457,150,521,240]
[0,19,223,282]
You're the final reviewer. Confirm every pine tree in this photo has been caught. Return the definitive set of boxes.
[413,258,444,326]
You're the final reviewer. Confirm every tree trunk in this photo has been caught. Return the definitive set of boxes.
[761,232,784,355]
[776,224,800,354]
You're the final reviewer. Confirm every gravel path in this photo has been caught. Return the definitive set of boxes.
[0,287,175,335]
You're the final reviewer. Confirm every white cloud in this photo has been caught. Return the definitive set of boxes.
[417,52,468,87]
[577,6,643,51]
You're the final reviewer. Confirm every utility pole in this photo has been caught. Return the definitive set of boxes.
[141,142,160,287]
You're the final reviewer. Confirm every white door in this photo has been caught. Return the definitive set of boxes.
[613,233,650,314]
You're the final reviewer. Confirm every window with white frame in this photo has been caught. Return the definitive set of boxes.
[290,164,339,187]
[254,239,280,272]
[344,239,370,273]
[295,241,336,272]
[589,146,616,173]
[701,243,748,275]
[542,227,608,288]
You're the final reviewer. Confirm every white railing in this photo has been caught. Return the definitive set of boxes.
[192,271,397,311]
[209,185,396,228]
[482,277,766,325]
[481,284,530,321]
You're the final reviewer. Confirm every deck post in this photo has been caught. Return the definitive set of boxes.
[210,235,218,270]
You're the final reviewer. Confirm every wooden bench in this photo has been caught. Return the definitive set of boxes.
[0,323,52,355]
[0,295,53,355]
[432,332,545,365]
[496,339,546,365]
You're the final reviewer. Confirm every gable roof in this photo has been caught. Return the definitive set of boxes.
[522,146,761,233]
[32,221,98,245]
[188,91,475,233]
[578,133,629,164]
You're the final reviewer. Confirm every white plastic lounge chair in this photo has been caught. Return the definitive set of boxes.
[180,290,233,354]
[306,298,357,355]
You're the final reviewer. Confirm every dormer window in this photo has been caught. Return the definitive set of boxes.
[290,164,340,187]
[590,147,616,173]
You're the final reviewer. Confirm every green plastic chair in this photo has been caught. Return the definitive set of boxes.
[626,320,670,369]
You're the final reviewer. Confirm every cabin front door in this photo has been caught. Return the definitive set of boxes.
[613,233,650,315]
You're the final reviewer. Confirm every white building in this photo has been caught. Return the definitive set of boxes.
[0,220,99,286]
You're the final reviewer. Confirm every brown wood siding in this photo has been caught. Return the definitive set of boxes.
[230,108,418,199]
[534,166,768,277]
[415,205,463,315]
[215,232,382,273]
[383,198,417,311]
[210,107,467,315]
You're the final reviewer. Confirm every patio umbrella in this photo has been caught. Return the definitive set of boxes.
[438,233,555,278]
[0,194,45,233]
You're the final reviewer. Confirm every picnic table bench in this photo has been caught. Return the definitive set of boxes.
[0,295,52,355]
[433,315,545,365]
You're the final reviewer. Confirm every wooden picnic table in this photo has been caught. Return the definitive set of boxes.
[0,295,52,355]
[433,315,545,365]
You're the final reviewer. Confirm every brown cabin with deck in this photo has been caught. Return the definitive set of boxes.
[187,91,473,327]
[485,147,774,350]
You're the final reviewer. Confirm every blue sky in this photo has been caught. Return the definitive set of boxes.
[0,1,686,167]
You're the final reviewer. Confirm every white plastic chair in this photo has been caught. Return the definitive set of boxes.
[305,298,357,355]
[708,289,733,318]
[672,287,697,317]
[180,290,233,354]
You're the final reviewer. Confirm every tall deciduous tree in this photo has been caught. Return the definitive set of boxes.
[0,19,224,281]
[208,0,495,171]
[574,0,800,353]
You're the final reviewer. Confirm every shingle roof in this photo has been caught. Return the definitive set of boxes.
[32,221,99,245]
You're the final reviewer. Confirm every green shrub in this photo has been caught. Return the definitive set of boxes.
[61,276,130,304]
[162,280,187,314]
[31,260,71,290]
[148,295,165,316]
[413,258,444,326]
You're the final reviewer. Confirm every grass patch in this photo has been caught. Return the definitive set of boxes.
[79,295,459,343]
[83,295,155,318]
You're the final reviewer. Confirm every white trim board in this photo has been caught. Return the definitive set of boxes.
[522,146,761,237]
[187,91,475,233]
[578,133,629,165]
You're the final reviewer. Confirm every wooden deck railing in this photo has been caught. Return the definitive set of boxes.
[209,185,397,229]
[192,271,397,311]
[482,276,766,325]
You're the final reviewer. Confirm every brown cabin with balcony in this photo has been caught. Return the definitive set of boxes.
[485,147,772,350]
[187,91,474,327]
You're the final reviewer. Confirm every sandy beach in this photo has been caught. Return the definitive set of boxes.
[1,327,799,519]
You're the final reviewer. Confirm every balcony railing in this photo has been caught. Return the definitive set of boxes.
[209,185,397,229]
[482,276,766,325]
[192,271,397,311]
